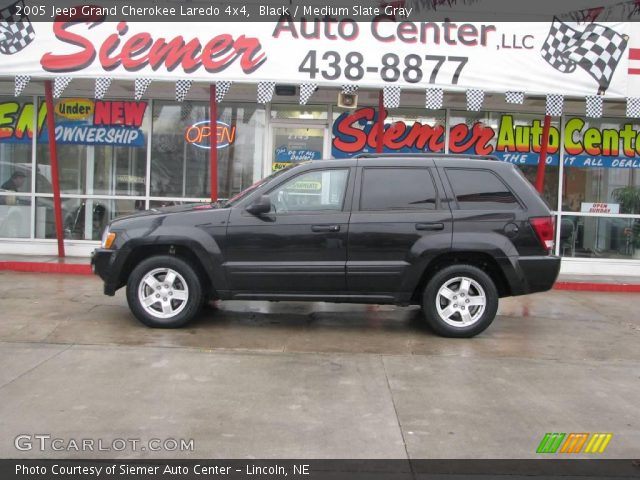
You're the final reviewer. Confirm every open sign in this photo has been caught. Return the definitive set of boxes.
[184,120,236,149]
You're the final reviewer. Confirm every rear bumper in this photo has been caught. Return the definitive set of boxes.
[91,248,119,296]
[517,255,561,294]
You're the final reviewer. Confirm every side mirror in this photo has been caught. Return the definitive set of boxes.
[245,195,272,215]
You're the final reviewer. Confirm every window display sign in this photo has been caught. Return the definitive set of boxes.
[274,145,322,162]
[332,107,446,156]
[271,128,324,171]
[55,98,94,120]
[332,108,640,169]
[184,120,236,149]
[580,202,621,214]
[0,99,147,147]
[0,100,45,141]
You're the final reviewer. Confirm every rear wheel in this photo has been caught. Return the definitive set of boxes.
[422,264,498,338]
[127,255,203,328]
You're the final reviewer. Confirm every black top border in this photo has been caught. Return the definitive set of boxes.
[4,0,640,22]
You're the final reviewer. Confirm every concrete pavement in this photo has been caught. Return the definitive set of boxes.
[0,271,639,459]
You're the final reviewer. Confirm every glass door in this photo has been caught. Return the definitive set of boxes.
[268,124,327,174]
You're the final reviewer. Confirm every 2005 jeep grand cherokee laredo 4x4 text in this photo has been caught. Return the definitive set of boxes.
[92,154,560,338]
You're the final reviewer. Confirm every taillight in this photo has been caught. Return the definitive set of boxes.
[529,216,555,252]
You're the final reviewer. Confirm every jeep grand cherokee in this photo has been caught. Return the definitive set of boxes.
[92,155,560,338]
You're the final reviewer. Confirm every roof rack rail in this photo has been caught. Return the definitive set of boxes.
[354,153,500,161]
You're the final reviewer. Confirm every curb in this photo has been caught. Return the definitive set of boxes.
[0,261,92,275]
[553,281,640,293]
[1,263,639,292]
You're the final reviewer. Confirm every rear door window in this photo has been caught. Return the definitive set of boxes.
[360,168,438,211]
[445,168,521,210]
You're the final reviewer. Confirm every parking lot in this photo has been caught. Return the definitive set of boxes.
[1,271,639,459]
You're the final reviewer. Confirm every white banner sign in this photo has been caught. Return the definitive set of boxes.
[1,19,640,98]
[580,202,621,214]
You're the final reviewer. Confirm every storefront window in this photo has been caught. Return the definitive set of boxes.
[559,215,640,260]
[271,104,328,120]
[0,97,35,238]
[0,195,31,238]
[562,118,640,215]
[332,107,446,158]
[0,97,35,195]
[36,97,150,195]
[35,197,143,240]
[449,111,559,209]
[151,101,265,199]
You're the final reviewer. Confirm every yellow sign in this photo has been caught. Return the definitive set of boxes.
[272,162,292,171]
[55,98,94,121]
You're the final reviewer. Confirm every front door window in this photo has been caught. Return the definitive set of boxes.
[268,169,349,213]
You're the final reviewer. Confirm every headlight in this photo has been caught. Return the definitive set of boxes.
[101,226,116,249]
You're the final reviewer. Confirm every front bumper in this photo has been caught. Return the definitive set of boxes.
[91,248,119,295]
[518,255,561,294]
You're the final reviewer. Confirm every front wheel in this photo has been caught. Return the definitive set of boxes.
[422,265,498,338]
[127,255,203,328]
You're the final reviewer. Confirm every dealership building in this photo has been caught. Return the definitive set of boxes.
[1,15,640,276]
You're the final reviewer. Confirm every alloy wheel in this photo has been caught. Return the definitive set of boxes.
[435,276,487,328]
[138,268,189,319]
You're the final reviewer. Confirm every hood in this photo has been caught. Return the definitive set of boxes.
[111,202,226,224]
[150,202,224,214]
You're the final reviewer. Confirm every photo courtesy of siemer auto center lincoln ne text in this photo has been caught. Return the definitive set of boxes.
[0,0,639,478]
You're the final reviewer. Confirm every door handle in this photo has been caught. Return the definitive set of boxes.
[311,225,340,233]
[415,222,444,231]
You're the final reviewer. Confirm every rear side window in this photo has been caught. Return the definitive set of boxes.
[360,168,437,211]
[445,168,521,210]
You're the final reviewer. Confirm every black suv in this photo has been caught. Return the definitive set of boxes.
[92,155,560,337]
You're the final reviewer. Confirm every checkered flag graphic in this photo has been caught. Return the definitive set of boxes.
[546,94,564,116]
[383,86,401,109]
[299,83,317,105]
[134,78,152,100]
[14,74,29,96]
[215,81,232,102]
[541,18,628,93]
[94,78,112,100]
[585,95,603,118]
[341,84,358,95]
[175,80,192,102]
[0,0,35,55]
[53,76,72,98]
[626,97,640,118]
[425,88,443,110]
[257,82,275,103]
[505,91,525,104]
[466,89,484,111]
[541,19,580,73]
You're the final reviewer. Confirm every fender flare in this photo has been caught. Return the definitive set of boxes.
[118,229,228,291]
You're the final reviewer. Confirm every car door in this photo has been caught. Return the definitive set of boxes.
[346,159,453,298]
[224,166,353,294]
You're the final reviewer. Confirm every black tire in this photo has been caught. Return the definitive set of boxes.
[126,255,204,328]
[422,264,498,338]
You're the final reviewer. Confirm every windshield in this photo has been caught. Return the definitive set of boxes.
[224,165,296,207]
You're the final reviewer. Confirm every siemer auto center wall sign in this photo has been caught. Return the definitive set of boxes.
[3,11,640,98]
